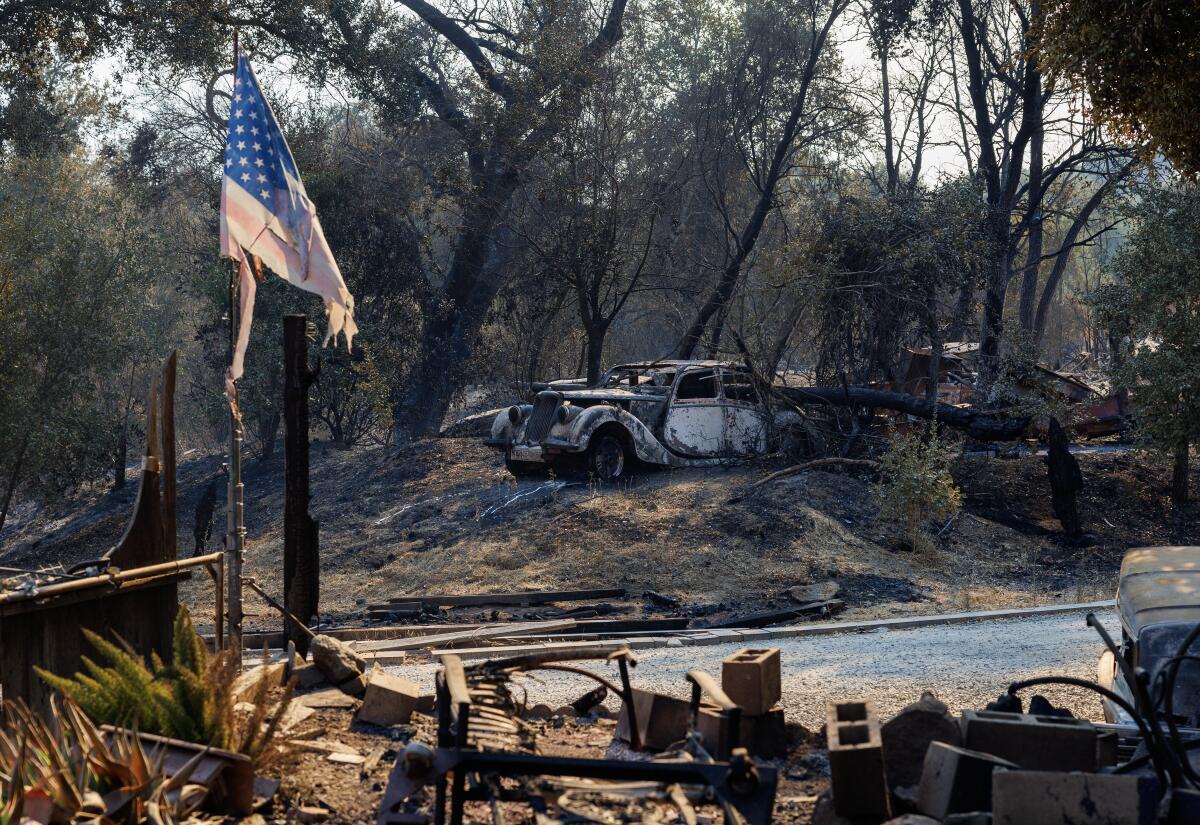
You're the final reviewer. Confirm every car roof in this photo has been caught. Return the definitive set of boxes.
[1118,546,1200,636]
[608,360,741,370]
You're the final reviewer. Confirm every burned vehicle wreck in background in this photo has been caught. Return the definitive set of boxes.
[485,361,785,480]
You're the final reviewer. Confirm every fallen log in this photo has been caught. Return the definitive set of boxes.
[774,385,1030,441]
[730,457,880,501]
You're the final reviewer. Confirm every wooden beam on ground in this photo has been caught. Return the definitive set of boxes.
[354,619,577,653]
[207,616,690,649]
[425,640,625,662]
[370,587,627,610]
[366,601,422,619]
[705,599,845,629]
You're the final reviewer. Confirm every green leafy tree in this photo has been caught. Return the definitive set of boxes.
[1093,183,1200,504]
[1035,0,1198,175]
[0,152,181,533]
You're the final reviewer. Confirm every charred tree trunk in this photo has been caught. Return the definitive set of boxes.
[1033,162,1135,346]
[775,385,1029,441]
[258,410,281,462]
[1017,89,1046,333]
[113,367,137,491]
[392,195,513,443]
[114,426,128,491]
[1045,417,1083,538]
[585,323,608,386]
[0,432,30,536]
[283,314,319,657]
[977,223,1012,392]
[1172,435,1190,507]
[192,476,218,558]
[674,0,846,360]
[386,0,629,444]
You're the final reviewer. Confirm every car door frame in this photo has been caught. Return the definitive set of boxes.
[718,367,769,456]
[661,366,726,457]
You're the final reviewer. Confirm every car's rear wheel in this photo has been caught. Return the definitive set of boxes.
[587,434,627,482]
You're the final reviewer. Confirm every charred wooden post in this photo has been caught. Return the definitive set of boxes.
[284,314,319,656]
[1045,417,1084,538]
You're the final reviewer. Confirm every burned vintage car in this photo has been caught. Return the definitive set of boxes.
[485,360,779,480]
[1097,546,1200,726]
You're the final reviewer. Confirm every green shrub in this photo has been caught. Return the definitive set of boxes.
[36,606,288,764]
[874,423,962,554]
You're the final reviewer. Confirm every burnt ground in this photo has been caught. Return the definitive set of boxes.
[4,436,1200,632]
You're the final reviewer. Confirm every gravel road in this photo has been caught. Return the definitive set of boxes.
[384,607,1119,729]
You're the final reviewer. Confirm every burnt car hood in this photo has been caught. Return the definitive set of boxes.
[555,388,668,403]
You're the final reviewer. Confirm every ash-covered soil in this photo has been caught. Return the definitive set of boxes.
[3,438,1198,631]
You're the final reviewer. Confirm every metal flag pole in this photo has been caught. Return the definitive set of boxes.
[226,28,245,661]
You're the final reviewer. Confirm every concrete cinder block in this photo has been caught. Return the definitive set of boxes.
[354,669,420,726]
[721,648,781,716]
[616,688,691,752]
[916,741,1017,819]
[827,700,891,819]
[992,771,1158,825]
[697,703,787,759]
[961,709,1100,772]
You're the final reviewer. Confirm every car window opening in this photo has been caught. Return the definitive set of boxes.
[676,370,719,400]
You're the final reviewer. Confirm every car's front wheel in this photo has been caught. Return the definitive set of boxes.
[586,434,628,482]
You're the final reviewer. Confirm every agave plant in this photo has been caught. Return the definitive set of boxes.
[36,606,292,764]
[0,696,208,824]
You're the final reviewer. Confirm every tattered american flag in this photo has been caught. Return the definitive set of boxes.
[219,55,357,388]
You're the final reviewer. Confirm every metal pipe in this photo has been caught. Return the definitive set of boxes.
[0,553,224,606]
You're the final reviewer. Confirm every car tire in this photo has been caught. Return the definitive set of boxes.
[586,433,628,482]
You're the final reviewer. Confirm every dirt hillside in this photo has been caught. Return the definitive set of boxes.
[3,438,1198,631]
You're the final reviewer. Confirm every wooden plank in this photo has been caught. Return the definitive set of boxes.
[370,588,626,609]
[365,602,423,618]
[705,599,845,629]
[354,619,576,653]
[423,640,625,662]
[212,616,689,649]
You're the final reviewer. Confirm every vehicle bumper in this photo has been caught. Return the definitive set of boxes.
[499,438,587,463]
[507,443,546,462]
[541,437,586,454]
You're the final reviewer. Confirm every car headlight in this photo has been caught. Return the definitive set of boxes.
[508,405,523,424]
